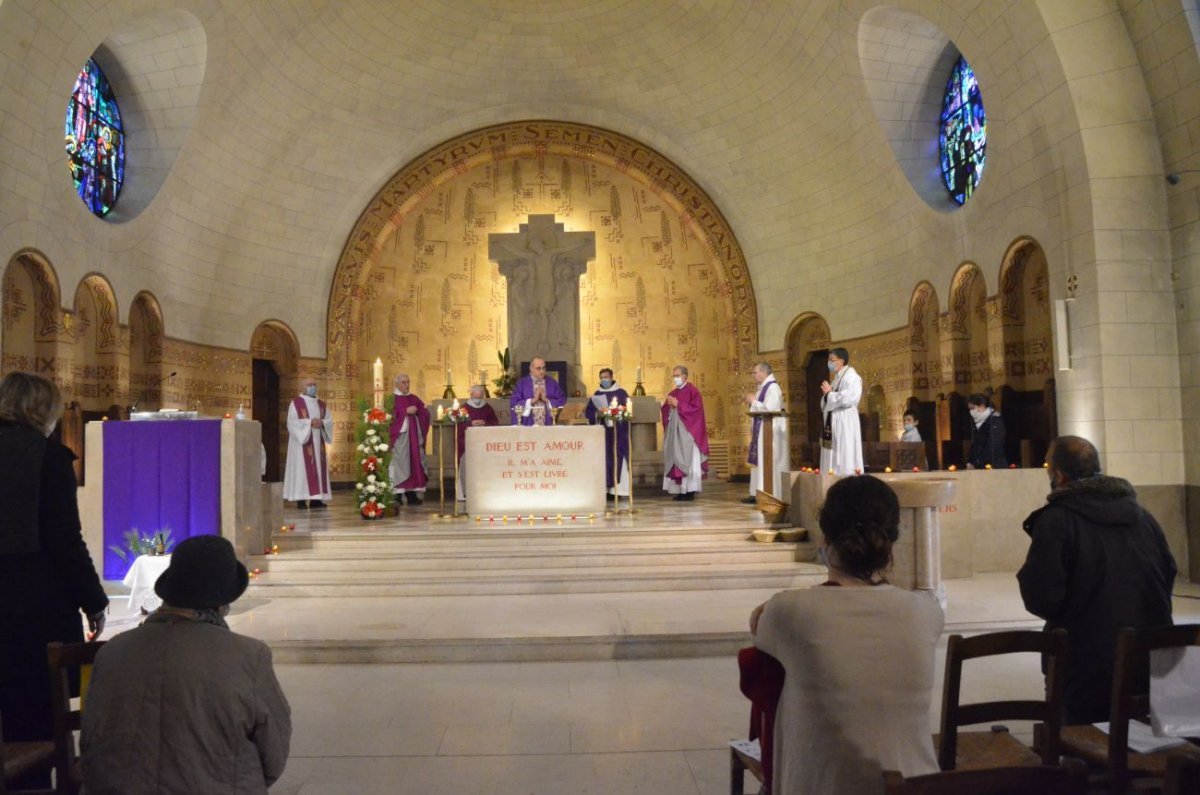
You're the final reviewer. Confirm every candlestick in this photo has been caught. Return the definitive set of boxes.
[636,366,642,382]
[451,398,460,410]
[610,396,618,409]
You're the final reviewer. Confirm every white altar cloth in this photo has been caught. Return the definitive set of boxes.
[122,554,172,612]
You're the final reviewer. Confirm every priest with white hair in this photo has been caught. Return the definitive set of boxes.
[283,377,332,508]
[743,361,788,503]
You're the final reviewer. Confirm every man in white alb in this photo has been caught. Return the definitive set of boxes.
[283,377,332,508]
[743,361,789,503]
[819,347,863,476]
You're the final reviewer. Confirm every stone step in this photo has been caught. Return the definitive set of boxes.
[269,522,764,547]
[245,561,822,597]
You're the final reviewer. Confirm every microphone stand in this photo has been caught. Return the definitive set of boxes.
[131,371,177,413]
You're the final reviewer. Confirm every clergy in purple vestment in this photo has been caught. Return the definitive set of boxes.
[585,368,631,498]
[388,373,429,506]
[509,356,567,426]
[455,384,501,502]
[661,364,709,501]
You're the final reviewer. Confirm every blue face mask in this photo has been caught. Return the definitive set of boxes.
[600,379,613,389]
[305,385,317,398]
[827,360,837,372]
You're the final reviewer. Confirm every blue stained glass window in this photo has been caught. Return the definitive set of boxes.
[939,56,986,205]
[65,59,125,217]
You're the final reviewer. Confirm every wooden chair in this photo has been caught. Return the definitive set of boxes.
[882,759,1088,794]
[1059,624,1200,793]
[937,629,1067,771]
[731,647,784,795]
[46,641,105,795]
[1,711,55,795]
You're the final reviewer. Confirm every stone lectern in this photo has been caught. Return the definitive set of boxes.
[489,214,595,395]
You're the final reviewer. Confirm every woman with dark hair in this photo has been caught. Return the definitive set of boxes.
[749,476,943,794]
[0,371,107,785]
[966,393,1007,469]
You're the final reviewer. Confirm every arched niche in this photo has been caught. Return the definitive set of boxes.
[784,312,831,466]
[250,320,300,483]
[71,274,122,411]
[946,262,988,393]
[997,237,1052,391]
[128,291,165,409]
[327,120,758,453]
[1,250,62,377]
[908,280,940,402]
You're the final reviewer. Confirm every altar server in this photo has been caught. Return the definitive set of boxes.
[819,347,863,476]
[744,361,788,503]
[284,377,332,508]
[585,367,631,500]
[661,365,709,501]
[456,384,499,501]
[389,373,430,506]
[510,356,567,426]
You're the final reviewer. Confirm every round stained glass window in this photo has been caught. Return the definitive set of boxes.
[65,59,125,217]
[939,56,986,205]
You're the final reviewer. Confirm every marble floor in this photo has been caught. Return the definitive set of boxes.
[97,484,1200,794]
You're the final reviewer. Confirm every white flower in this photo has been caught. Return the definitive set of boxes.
[367,474,376,483]
[367,428,377,437]
[376,444,387,452]
[356,483,363,490]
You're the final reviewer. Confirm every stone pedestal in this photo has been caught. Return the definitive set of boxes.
[876,476,956,606]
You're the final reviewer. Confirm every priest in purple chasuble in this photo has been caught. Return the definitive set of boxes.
[283,377,332,508]
[584,367,631,498]
[509,356,567,426]
[455,384,500,501]
[661,365,709,501]
[388,373,430,506]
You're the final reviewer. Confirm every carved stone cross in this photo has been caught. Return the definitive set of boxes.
[489,214,595,393]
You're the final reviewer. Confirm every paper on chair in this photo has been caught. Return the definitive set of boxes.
[1150,645,1200,738]
[1092,721,1190,754]
[729,738,761,761]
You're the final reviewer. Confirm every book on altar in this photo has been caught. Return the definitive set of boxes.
[556,403,586,424]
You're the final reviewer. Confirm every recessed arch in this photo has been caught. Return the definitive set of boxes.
[251,319,301,377]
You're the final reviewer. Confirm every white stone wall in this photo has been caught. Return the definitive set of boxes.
[0,0,1191,486]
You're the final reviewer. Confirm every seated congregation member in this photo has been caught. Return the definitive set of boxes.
[390,372,430,506]
[749,475,942,794]
[0,372,107,790]
[456,384,500,501]
[965,393,1006,468]
[585,367,630,500]
[1017,436,1176,724]
[82,535,291,794]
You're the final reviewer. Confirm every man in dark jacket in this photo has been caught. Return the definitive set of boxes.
[1016,436,1176,724]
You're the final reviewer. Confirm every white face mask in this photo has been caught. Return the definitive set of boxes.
[903,423,915,432]
[673,376,684,388]
[827,360,837,372]
[305,385,318,398]
[467,397,485,408]
[970,408,986,421]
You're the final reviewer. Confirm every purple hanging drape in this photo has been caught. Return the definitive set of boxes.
[101,420,222,579]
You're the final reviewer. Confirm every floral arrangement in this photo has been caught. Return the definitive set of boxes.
[602,399,633,423]
[491,347,517,397]
[437,400,470,423]
[109,528,175,562]
[354,399,393,519]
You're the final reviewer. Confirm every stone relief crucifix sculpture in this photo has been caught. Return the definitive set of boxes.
[489,214,595,394]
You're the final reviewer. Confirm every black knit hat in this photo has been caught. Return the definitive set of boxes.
[155,535,249,609]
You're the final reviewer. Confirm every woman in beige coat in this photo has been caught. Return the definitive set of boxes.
[81,535,291,794]
[750,476,943,794]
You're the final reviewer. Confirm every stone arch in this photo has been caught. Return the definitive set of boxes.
[71,273,122,410]
[326,120,758,380]
[907,281,940,401]
[784,312,832,465]
[1,249,63,376]
[997,236,1052,390]
[250,320,301,483]
[128,291,165,409]
[947,262,988,393]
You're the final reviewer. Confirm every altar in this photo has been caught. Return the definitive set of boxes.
[463,425,606,516]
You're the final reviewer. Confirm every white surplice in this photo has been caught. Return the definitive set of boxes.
[819,365,863,476]
[748,376,789,498]
[283,394,332,501]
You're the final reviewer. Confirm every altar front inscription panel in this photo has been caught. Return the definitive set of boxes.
[464,426,606,516]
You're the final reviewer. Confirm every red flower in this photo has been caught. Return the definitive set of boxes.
[362,456,379,473]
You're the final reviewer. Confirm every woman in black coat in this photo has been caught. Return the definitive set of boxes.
[0,372,108,774]
[966,393,1007,469]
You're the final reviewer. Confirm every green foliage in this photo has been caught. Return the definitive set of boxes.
[108,528,175,562]
[493,348,517,397]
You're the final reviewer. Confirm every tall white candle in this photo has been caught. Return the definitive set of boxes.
[447,367,453,384]
[636,366,643,382]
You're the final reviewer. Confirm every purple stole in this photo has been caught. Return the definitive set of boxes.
[292,396,329,495]
[747,380,771,466]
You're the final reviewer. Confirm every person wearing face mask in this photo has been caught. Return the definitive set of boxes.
[284,377,332,508]
[82,535,292,794]
[965,393,1006,469]
[389,373,430,507]
[0,371,107,787]
[899,411,921,442]
[585,368,631,501]
[818,347,863,476]
[1017,436,1175,724]
[455,384,499,502]
[661,365,709,501]
[743,362,788,504]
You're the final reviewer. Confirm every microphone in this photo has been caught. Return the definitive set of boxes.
[132,371,177,413]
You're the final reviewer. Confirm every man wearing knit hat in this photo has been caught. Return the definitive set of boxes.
[81,535,291,794]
